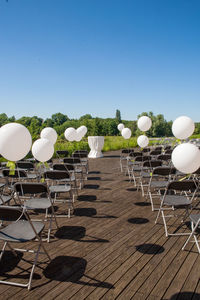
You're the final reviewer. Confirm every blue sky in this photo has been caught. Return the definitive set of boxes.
[0,0,199,121]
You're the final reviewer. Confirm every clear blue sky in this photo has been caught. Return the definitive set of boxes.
[0,0,200,121]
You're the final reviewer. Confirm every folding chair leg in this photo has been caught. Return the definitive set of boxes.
[27,243,41,290]
[0,242,7,261]
[182,221,200,253]
[162,210,168,237]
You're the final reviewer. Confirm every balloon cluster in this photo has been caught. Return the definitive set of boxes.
[137,116,152,148]
[32,127,57,162]
[171,116,200,174]
[117,123,131,139]
[64,126,87,142]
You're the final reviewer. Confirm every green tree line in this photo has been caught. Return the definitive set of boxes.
[0,111,199,141]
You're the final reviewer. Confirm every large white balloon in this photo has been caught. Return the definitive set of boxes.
[40,127,57,144]
[64,127,76,142]
[122,128,131,139]
[117,123,124,131]
[172,116,195,140]
[79,125,87,136]
[0,123,32,161]
[76,127,85,139]
[137,116,152,132]
[32,138,54,162]
[172,143,200,174]
[137,135,149,148]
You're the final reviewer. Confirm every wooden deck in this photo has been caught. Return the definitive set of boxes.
[0,151,200,300]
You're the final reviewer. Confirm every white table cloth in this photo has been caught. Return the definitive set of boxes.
[88,136,104,158]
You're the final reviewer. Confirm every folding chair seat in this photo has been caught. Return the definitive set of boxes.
[139,160,163,197]
[0,205,50,290]
[14,182,58,242]
[43,170,74,217]
[157,154,171,166]
[155,180,197,237]
[148,166,176,211]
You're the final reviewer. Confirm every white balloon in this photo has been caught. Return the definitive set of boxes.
[137,116,152,132]
[75,130,82,142]
[117,123,124,131]
[76,127,85,139]
[79,125,87,136]
[0,123,32,161]
[32,138,54,162]
[172,143,200,174]
[40,127,57,144]
[64,127,76,142]
[122,128,131,139]
[137,135,149,148]
[172,116,195,140]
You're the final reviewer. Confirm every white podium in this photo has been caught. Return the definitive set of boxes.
[88,136,104,158]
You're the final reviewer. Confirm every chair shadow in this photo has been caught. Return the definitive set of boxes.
[84,184,99,190]
[104,155,120,158]
[127,188,137,191]
[77,195,97,202]
[55,226,109,243]
[170,292,200,299]
[43,256,114,288]
[134,202,151,207]
[73,208,97,217]
[135,243,165,254]
[55,226,86,240]
[128,218,149,224]
[0,251,23,274]
[0,251,41,280]
[87,177,101,181]
[88,171,101,174]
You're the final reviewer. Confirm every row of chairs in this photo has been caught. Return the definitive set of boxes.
[0,150,89,290]
[124,146,200,254]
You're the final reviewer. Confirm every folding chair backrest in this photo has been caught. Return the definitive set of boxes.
[143,160,162,169]
[2,169,27,178]
[72,153,88,159]
[142,148,150,153]
[56,150,69,157]
[0,205,24,221]
[14,182,48,195]
[129,152,143,157]
[16,162,35,170]
[152,166,176,176]
[44,170,70,180]
[157,154,171,161]
[155,146,162,151]
[165,149,173,154]
[135,155,151,162]
[150,150,162,156]
[164,146,172,150]
[167,180,197,192]
[53,164,73,172]
[63,158,81,164]
[121,149,134,154]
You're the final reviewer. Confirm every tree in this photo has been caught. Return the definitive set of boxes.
[0,113,8,126]
[79,114,92,121]
[115,109,121,123]
[51,113,68,125]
